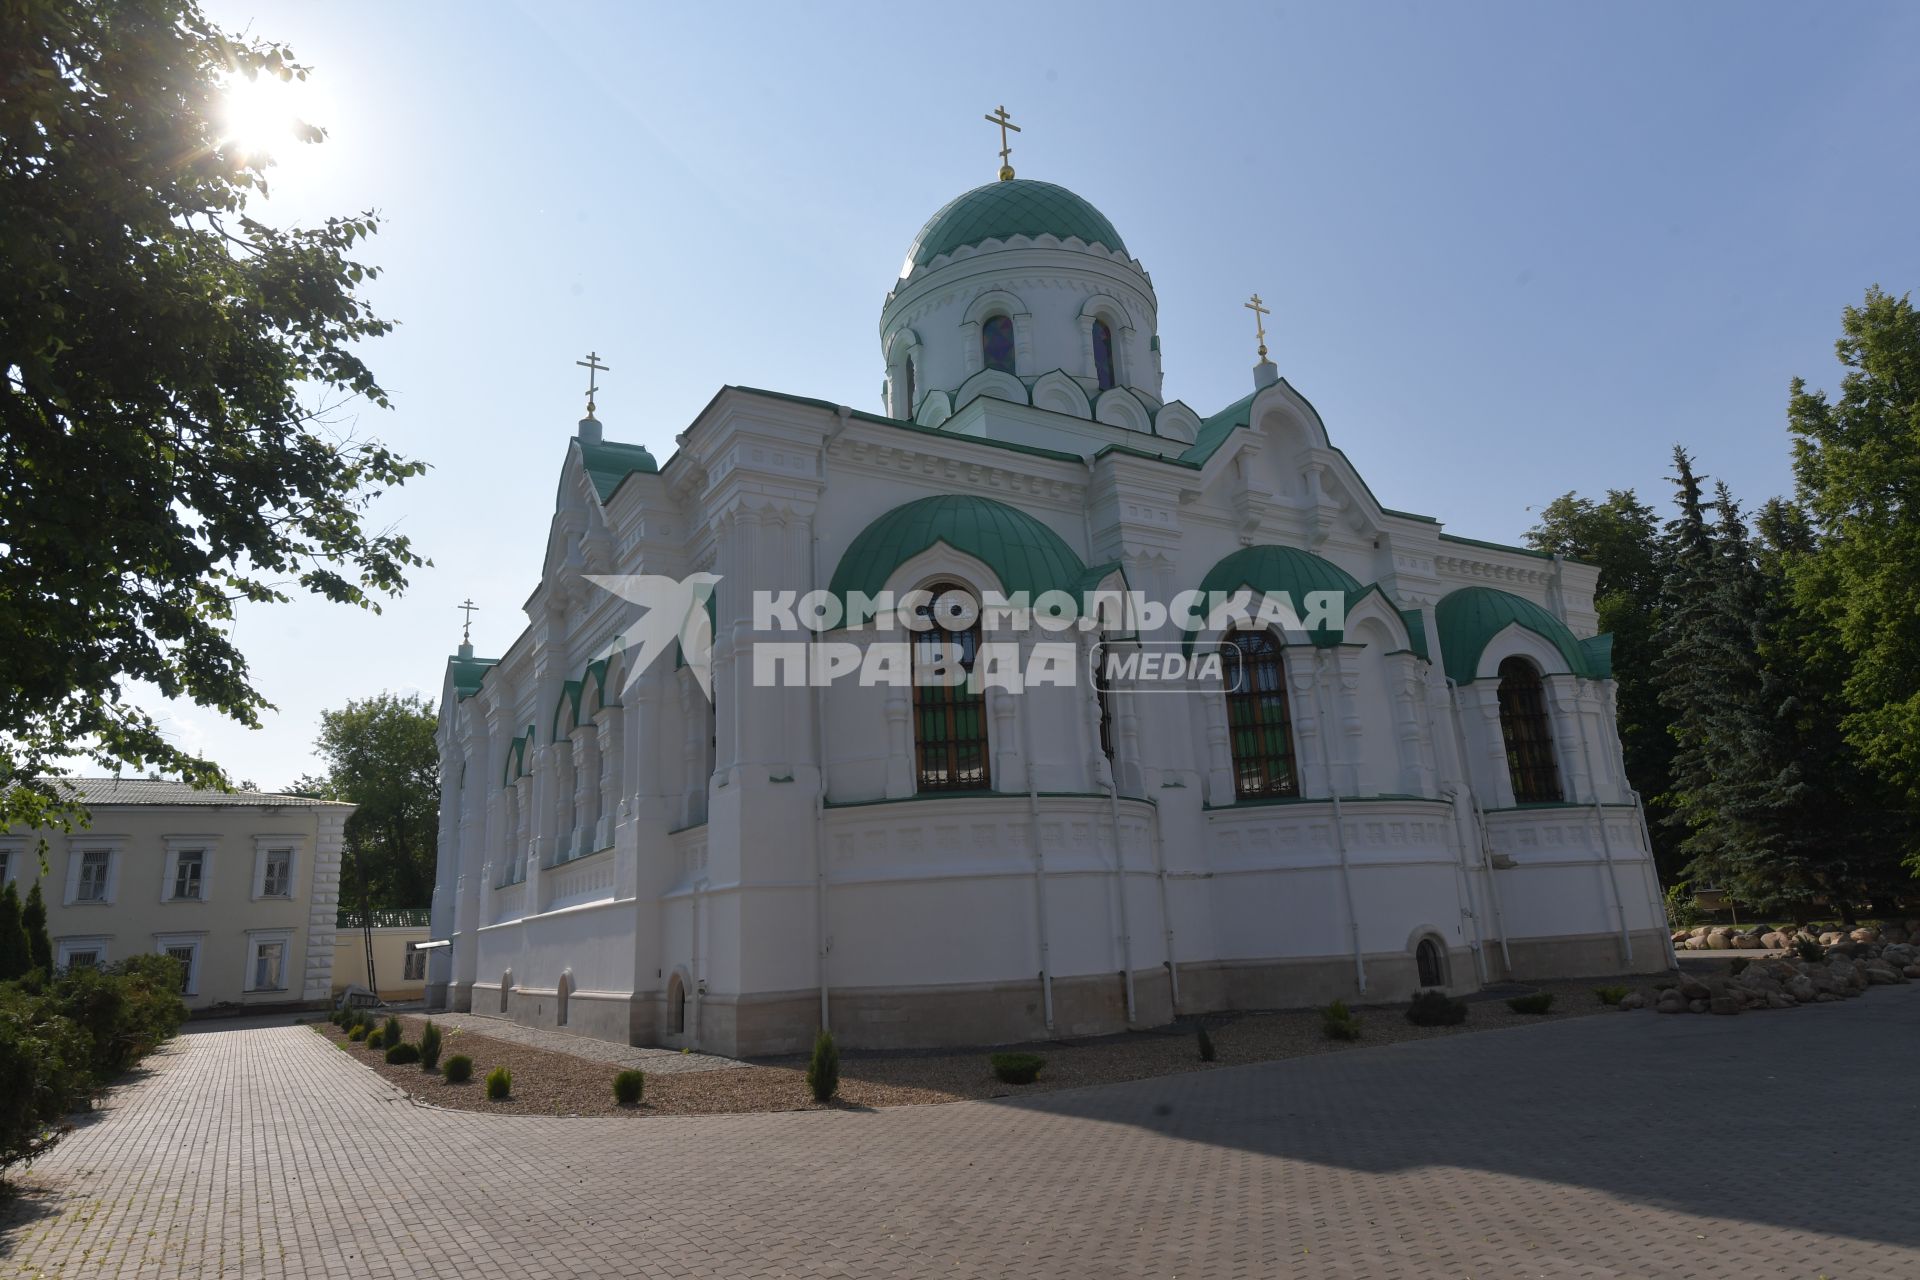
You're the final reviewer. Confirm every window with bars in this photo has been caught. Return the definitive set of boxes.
[77,849,110,901]
[912,585,991,793]
[1497,656,1563,803]
[1223,629,1299,800]
[403,950,427,981]
[261,848,292,897]
[165,945,197,993]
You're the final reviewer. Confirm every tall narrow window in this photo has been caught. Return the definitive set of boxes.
[172,849,204,900]
[912,584,991,792]
[77,849,110,901]
[1223,629,1298,799]
[250,940,285,991]
[1497,656,1562,803]
[1091,318,1116,390]
[261,848,292,897]
[1093,659,1116,768]
[1416,937,1446,988]
[165,945,197,993]
[900,356,916,418]
[981,314,1016,374]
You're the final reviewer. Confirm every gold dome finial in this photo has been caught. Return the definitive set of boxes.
[984,104,1020,181]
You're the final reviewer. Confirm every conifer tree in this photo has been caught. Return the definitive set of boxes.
[21,881,52,975]
[0,884,30,981]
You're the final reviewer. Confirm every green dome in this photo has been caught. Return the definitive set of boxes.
[829,495,1090,608]
[903,179,1128,272]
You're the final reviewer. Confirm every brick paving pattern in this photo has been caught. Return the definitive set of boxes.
[5,989,1917,1278]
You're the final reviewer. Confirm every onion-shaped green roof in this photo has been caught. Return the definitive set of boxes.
[903,179,1127,271]
[1435,586,1612,684]
[829,495,1098,609]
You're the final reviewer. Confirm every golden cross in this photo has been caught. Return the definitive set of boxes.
[458,597,479,645]
[983,105,1021,181]
[576,350,609,415]
[1244,293,1271,360]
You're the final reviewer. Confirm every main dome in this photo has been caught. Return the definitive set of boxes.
[901,179,1128,274]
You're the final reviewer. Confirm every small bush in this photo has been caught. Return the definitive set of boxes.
[382,1014,403,1045]
[1594,985,1630,1006]
[385,1042,420,1065]
[1195,1024,1216,1062]
[1506,991,1555,1015]
[484,1066,512,1100]
[1321,999,1362,1041]
[990,1052,1045,1085]
[418,1021,442,1071]
[1406,988,1469,1027]
[613,1069,645,1106]
[347,1024,368,1042]
[365,1028,386,1050]
[443,1054,474,1083]
[1793,937,1825,964]
[806,1029,840,1103]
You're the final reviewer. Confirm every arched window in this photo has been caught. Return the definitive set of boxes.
[912,584,990,791]
[667,973,686,1034]
[1091,318,1117,390]
[1497,656,1562,803]
[899,356,915,419]
[1223,629,1297,799]
[981,314,1016,374]
[1093,659,1116,767]
[1416,937,1447,988]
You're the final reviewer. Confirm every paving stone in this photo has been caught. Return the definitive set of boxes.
[5,990,1917,1278]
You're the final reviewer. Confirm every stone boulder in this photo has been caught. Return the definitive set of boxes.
[1785,975,1817,1003]
[1760,931,1789,950]
[1707,928,1735,950]
[1657,990,1686,1014]
[1619,990,1648,1010]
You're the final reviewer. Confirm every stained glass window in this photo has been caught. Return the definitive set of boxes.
[1497,656,1563,803]
[1092,318,1116,390]
[913,584,991,792]
[982,314,1016,374]
[1223,630,1298,799]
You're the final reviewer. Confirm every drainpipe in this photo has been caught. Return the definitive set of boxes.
[807,405,852,1035]
[1019,676,1054,1031]
[1446,678,1511,972]
[1147,796,1181,1009]
[1574,713,1633,965]
[1077,466,1135,1024]
[1439,786,1490,984]
[1313,649,1366,994]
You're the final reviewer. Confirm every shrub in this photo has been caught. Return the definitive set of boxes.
[385,1042,420,1065]
[347,1024,368,1041]
[50,956,187,1081]
[613,1069,645,1106]
[1793,937,1824,963]
[382,1014,403,1045]
[1195,1023,1216,1062]
[806,1029,840,1103]
[365,1028,386,1050]
[1321,999,1362,1041]
[1594,985,1630,1006]
[1406,989,1469,1027]
[1664,881,1702,930]
[1506,992,1555,1015]
[418,1021,442,1071]
[485,1066,512,1100]
[443,1054,474,1083]
[0,987,90,1177]
[990,1052,1045,1085]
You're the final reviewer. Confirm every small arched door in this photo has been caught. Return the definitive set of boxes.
[1416,938,1447,989]
[667,973,687,1035]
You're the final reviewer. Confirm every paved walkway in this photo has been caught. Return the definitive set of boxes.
[6,990,1917,1279]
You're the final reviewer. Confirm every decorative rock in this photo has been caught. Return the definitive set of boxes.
[1850,927,1879,944]
[1707,929,1735,950]
[1904,964,1920,979]
[1657,993,1685,1014]
[1816,992,1842,1002]
[1677,974,1712,1001]
[1708,994,1740,1015]
[1786,975,1817,1002]
[1619,991,1647,1010]
[1688,998,1709,1014]
[1766,993,1796,1009]
[1760,931,1789,950]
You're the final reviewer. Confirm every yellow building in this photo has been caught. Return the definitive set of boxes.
[0,779,353,1012]
[333,909,432,1000]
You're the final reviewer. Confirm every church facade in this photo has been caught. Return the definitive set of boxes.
[428,167,1672,1056]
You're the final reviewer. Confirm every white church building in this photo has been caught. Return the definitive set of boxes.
[429,154,1671,1056]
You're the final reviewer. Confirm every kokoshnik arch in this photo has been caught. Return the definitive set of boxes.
[429,151,1669,1055]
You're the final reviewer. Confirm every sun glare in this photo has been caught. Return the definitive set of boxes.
[217,73,318,161]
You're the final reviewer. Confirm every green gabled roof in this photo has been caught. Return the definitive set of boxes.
[448,654,497,701]
[1180,390,1257,466]
[828,495,1089,611]
[551,679,584,738]
[904,179,1127,270]
[577,437,658,502]
[1398,609,1430,661]
[1435,586,1611,684]
[503,726,535,785]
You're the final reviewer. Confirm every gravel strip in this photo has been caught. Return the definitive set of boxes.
[417,1011,744,1074]
[314,976,1650,1119]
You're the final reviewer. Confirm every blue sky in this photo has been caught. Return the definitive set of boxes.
[158,0,1919,787]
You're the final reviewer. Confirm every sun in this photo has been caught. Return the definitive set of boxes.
[217,73,311,161]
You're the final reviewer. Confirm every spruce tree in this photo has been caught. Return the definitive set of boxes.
[21,881,52,975]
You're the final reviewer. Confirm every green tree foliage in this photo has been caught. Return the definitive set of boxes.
[22,882,52,975]
[1525,489,1676,872]
[0,885,30,981]
[1788,288,1920,828]
[0,0,424,833]
[290,693,440,908]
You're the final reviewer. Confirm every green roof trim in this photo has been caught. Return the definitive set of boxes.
[828,495,1093,615]
[448,654,497,701]
[1435,586,1610,685]
[551,679,584,739]
[1187,544,1364,653]
[503,726,536,786]
[904,179,1127,270]
[1437,531,1558,562]
[1397,609,1431,662]
[1381,507,1441,525]
[577,437,659,503]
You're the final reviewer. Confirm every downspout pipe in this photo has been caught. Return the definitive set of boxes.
[1446,677,1511,972]
[1574,716,1633,965]
[809,404,853,1034]
[1020,673,1054,1031]
[1313,650,1366,994]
